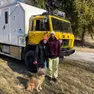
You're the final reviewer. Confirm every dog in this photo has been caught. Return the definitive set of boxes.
[26,68,45,92]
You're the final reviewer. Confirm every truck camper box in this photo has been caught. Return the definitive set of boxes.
[0,1,46,46]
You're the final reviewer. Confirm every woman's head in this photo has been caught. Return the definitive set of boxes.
[43,35,48,44]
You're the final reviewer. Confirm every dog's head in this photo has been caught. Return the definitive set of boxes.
[38,68,45,75]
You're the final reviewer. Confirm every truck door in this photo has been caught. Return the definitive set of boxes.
[3,8,10,44]
[28,18,50,44]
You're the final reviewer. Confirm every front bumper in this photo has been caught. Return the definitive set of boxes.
[60,48,75,57]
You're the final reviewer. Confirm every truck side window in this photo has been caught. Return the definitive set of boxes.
[36,20,41,30]
[5,11,8,24]
[35,19,49,31]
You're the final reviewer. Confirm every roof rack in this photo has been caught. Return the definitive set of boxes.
[42,9,66,18]
[53,9,65,18]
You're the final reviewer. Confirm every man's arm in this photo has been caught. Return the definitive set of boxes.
[58,40,61,57]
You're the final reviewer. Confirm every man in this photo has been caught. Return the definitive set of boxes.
[47,32,60,83]
[34,36,48,73]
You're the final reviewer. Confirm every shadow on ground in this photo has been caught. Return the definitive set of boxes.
[0,54,31,75]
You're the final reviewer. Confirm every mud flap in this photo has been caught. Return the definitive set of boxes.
[60,49,75,57]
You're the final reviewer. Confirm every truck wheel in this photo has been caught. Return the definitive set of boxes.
[24,51,37,73]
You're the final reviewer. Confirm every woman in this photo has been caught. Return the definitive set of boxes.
[33,36,49,73]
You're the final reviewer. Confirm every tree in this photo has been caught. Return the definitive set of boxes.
[35,0,46,9]
[74,0,94,46]
[25,0,35,5]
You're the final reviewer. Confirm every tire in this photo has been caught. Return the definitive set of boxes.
[24,51,38,73]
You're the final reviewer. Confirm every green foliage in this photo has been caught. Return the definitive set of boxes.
[35,0,46,9]
[74,0,94,38]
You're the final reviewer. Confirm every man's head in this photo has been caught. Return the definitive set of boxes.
[50,32,56,39]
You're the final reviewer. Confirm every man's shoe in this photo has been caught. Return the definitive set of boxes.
[45,76,54,84]
[45,75,51,80]
[52,78,58,83]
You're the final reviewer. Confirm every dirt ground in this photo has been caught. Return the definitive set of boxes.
[74,47,94,53]
[0,55,94,94]
[65,51,94,63]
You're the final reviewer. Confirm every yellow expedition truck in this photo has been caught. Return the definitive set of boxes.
[0,1,75,71]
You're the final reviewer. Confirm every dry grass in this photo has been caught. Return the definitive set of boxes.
[0,56,94,94]
[74,36,94,53]
[59,60,94,94]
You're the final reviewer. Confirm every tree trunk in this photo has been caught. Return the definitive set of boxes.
[81,27,86,47]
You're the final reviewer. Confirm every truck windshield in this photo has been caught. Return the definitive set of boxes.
[52,18,72,33]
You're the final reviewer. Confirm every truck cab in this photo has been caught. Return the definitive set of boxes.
[28,15,75,57]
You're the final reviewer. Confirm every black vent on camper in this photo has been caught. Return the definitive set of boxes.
[5,11,8,24]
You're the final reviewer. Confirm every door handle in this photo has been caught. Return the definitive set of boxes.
[3,25,5,29]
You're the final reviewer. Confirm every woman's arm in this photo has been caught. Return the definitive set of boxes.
[34,45,39,61]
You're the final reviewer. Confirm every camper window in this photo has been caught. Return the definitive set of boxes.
[5,11,8,24]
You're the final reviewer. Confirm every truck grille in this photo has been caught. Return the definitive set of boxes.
[62,39,69,46]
